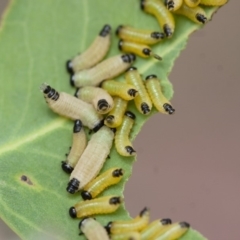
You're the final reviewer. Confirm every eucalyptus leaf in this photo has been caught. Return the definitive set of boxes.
[0,0,219,239]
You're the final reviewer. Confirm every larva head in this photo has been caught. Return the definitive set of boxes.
[139,207,149,217]
[105,222,112,234]
[161,218,172,225]
[121,53,136,63]
[151,31,165,40]
[99,24,111,37]
[125,146,136,155]
[166,0,174,10]
[179,222,190,229]
[142,48,151,56]
[196,13,207,24]
[118,39,123,51]
[40,83,59,100]
[109,196,122,205]
[61,161,74,174]
[141,102,151,114]
[125,111,136,120]
[163,24,173,38]
[92,119,105,133]
[79,217,92,230]
[70,74,75,87]
[73,120,83,133]
[140,0,146,10]
[66,178,80,194]
[126,66,137,72]
[115,25,123,36]
[81,191,92,200]
[69,207,77,218]
[163,103,175,115]
[145,74,157,80]
[66,60,74,75]
[112,168,124,177]
[97,99,111,113]
[127,88,138,97]
[105,115,115,124]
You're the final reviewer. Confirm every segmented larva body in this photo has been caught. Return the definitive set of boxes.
[110,232,141,240]
[75,86,114,114]
[125,67,152,115]
[104,97,128,128]
[154,222,190,240]
[40,84,103,131]
[69,195,123,218]
[184,0,200,7]
[116,25,165,45]
[141,0,175,38]
[140,219,172,240]
[118,40,162,61]
[165,0,183,11]
[79,218,110,240]
[101,80,138,101]
[66,24,111,74]
[200,0,227,5]
[174,3,207,24]
[81,168,124,200]
[61,120,87,174]
[145,75,175,114]
[115,111,136,157]
[66,126,114,194]
[71,54,136,88]
[106,207,149,234]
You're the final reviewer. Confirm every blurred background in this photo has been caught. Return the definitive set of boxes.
[0,0,239,239]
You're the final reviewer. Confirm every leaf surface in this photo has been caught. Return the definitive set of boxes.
[0,1,217,239]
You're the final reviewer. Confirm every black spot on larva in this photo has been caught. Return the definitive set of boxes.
[66,178,80,194]
[121,53,136,63]
[69,207,77,218]
[151,31,165,39]
[109,197,121,205]
[163,24,173,38]
[139,207,148,217]
[145,74,157,80]
[81,191,92,200]
[142,48,151,56]
[141,102,150,114]
[125,146,136,155]
[92,119,104,132]
[127,89,138,97]
[70,74,75,87]
[125,111,135,120]
[66,60,74,75]
[118,39,123,51]
[61,161,73,174]
[196,13,207,24]
[140,0,145,10]
[163,103,175,114]
[105,222,112,234]
[180,222,190,228]
[161,218,172,225]
[112,168,123,177]
[73,120,82,133]
[116,25,123,36]
[99,24,111,37]
[74,88,80,97]
[20,175,33,185]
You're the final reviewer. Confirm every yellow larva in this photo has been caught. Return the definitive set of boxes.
[79,218,110,240]
[101,80,138,101]
[115,111,136,157]
[40,84,103,132]
[140,219,172,240]
[70,54,136,88]
[118,40,162,61]
[81,168,124,200]
[105,207,149,234]
[153,222,190,240]
[141,0,175,38]
[145,75,175,114]
[61,120,87,174]
[69,195,123,218]
[184,0,200,8]
[66,126,114,194]
[125,67,152,115]
[110,231,141,240]
[104,97,128,128]
[174,3,207,24]
[200,0,228,6]
[66,24,111,74]
[75,86,114,114]
[116,25,165,45]
[165,0,183,11]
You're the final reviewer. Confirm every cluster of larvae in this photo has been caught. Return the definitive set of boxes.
[40,0,227,239]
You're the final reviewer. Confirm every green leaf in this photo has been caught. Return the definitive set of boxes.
[0,0,218,239]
